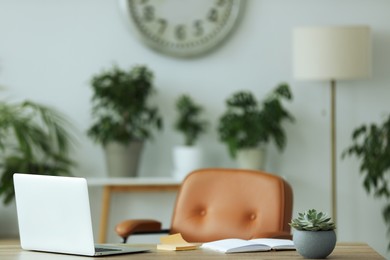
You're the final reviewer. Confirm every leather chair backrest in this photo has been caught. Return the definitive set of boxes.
[170,168,293,242]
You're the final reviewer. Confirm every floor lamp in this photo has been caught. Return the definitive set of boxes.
[293,26,371,224]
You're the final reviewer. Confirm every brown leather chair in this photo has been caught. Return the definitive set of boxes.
[115,168,293,243]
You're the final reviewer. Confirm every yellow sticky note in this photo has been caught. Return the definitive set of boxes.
[157,233,198,251]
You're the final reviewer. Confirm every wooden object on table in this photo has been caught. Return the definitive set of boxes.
[87,177,181,243]
[157,233,198,251]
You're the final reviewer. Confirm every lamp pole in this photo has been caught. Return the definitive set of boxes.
[330,79,337,224]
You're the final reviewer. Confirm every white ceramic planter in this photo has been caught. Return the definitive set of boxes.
[172,146,203,180]
[293,230,336,259]
[104,141,143,177]
[236,147,265,170]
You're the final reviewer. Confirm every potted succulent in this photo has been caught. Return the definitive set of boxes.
[172,94,208,180]
[290,209,336,259]
[342,115,390,248]
[87,65,163,177]
[0,99,75,205]
[217,83,294,170]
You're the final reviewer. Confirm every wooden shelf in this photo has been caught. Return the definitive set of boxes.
[87,177,181,186]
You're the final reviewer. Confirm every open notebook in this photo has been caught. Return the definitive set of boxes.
[13,173,149,256]
[201,238,295,253]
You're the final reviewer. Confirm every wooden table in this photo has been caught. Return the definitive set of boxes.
[87,178,181,243]
[0,242,385,259]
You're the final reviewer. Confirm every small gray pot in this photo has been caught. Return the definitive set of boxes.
[293,230,336,259]
[104,141,144,177]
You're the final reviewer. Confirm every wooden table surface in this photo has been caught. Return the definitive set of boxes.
[0,241,385,259]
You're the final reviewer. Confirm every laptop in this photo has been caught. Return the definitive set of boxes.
[13,173,149,256]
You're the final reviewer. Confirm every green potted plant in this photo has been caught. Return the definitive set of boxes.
[217,83,294,170]
[290,209,336,259]
[87,64,163,177]
[342,115,390,248]
[0,99,75,205]
[172,94,208,180]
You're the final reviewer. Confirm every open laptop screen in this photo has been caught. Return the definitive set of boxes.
[13,173,148,256]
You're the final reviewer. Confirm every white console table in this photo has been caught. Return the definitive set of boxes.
[87,177,181,243]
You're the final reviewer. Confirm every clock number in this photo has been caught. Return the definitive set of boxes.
[157,19,167,34]
[142,5,155,22]
[193,20,204,37]
[175,25,186,40]
[208,8,218,22]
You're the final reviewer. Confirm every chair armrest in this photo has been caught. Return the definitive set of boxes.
[115,219,164,242]
[257,231,292,240]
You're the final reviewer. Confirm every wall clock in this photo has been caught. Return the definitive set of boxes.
[119,0,245,58]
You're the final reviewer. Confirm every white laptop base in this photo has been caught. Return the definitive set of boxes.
[13,173,148,256]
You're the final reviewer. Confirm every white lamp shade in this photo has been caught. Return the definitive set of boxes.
[293,26,371,81]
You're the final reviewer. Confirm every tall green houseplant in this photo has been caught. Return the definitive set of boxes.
[0,100,75,205]
[218,83,294,167]
[342,115,390,249]
[87,64,163,177]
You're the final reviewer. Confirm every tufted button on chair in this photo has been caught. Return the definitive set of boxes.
[115,168,293,243]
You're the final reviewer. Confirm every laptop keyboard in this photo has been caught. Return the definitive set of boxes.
[95,247,122,252]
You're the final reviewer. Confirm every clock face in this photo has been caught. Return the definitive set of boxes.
[120,0,244,58]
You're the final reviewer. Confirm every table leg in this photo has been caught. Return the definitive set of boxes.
[98,186,111,243]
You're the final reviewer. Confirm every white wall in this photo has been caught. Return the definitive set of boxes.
[1,0,390,258]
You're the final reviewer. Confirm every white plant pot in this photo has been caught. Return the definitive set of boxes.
[236,147,266,170]
[172,146,203,180]
[104,141,143,177]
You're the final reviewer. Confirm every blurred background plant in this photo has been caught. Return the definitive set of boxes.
[0,97,76,205]
[218,83,294,158]
[343,115,390,249]
[174,94,208,146]
[87,64,163,145]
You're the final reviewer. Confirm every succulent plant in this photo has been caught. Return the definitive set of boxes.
[290,209,336,231]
